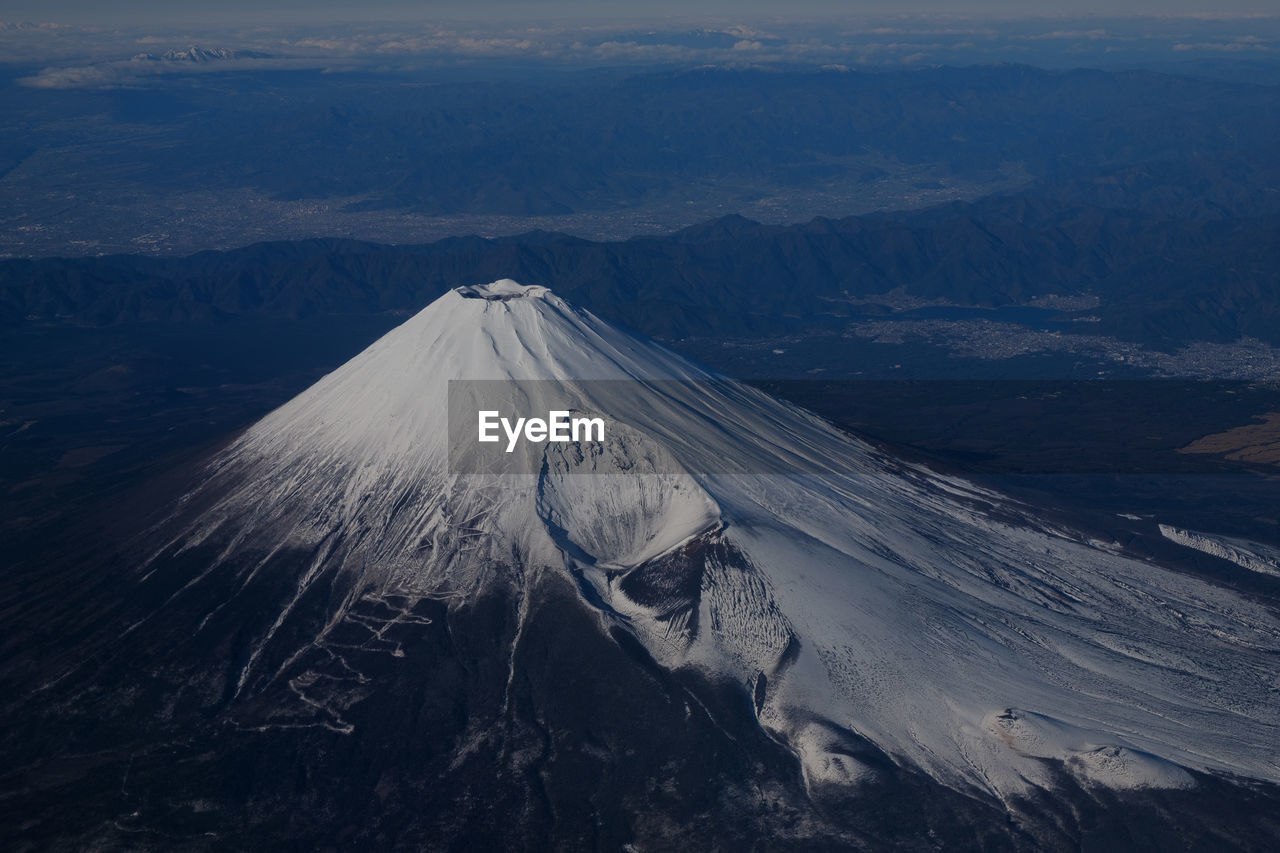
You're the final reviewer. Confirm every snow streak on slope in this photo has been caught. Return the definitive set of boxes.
[1160,524,1280,578]
[150,280,1280,802]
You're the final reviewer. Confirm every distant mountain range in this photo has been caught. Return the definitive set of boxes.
[4,62,1278,256]
[136,65,1280,216]
[5,157,1278,349]
[132,46,270,64]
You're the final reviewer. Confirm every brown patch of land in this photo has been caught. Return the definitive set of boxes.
[1180,412,1280,466]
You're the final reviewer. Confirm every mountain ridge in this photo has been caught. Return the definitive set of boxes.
[6,167,1279,348]
[119,281,1280,794]
[6,279,1280,849]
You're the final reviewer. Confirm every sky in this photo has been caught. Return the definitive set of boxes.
[3,0,1280,25]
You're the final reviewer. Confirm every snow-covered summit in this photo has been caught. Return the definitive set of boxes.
[454,278,551,300]
[152,279,1280,802]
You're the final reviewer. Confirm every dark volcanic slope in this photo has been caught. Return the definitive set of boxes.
[10,565,1279,852]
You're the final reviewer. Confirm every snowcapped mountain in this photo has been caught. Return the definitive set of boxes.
[129,46,270,64]
[132,278,1278,814]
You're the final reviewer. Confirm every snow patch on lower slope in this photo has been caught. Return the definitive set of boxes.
[1159,524,1280,578]
[989,709,1193,790]
[707,486,1280,797]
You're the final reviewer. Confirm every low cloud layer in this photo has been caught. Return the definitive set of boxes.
[7,15,1280,89]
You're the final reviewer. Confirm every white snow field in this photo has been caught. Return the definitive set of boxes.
[1160,524,1280,579]
[157,280,1280,801]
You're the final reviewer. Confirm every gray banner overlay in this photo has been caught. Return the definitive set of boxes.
[448,379,1280,476]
